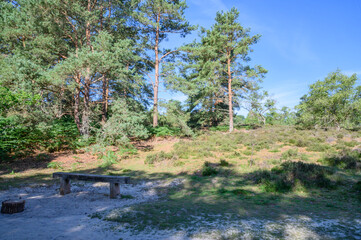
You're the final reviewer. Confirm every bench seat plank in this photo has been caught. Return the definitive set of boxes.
[53,172,130,183]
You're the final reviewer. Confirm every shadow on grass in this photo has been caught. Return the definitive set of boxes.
[1,160,361,238]
[0,153,61,176]
[78,162,361,238]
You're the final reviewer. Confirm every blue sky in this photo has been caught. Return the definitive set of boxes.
[157,0,361,116]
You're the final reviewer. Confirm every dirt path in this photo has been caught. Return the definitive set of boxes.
[1,182,361,240]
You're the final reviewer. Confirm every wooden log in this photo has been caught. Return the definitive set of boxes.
[60,177,71,195]
[1,200,25,214]
[110,182,120,199]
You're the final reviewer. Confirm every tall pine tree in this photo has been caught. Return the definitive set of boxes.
[164,8,266,131]
[132,0,194,127]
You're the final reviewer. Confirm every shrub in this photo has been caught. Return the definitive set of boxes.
[251,161,335,193]
[322,149,361,169]
[150,126,180,137]
[37,116,80,152]
[306,142,331,152]
[209,125,229,132]
[201,166,218,176]
[99,151,119,168]
[159,100,193,136]
[47,162,63,169]
[36,153,51,161]
[243,150,253,156]
[201,161,218,176]
[281,149,299,160]
[144,151,177,165]
[97,99,149,146]
[219,159,229,166]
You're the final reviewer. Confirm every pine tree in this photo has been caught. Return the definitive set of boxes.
[132,0,194,127]
[164,8,266,131]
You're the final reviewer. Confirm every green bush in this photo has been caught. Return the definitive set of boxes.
[47,162,63,169]
[251,161,336,193]
[219,159,229,166]
[97,99,149,146]
[243,150,253,156]
[99,151,118,167]
[37,116,80,152]
[306,142,331,152]
[281,149,299,160]
[0,115,34,159]
[0,115,79,159]
[209,125,229,132]
[159,100,194,136]
[144,151,177,164]
[322,149,361,169]
[201,165,218,176]
[150,126,181,137]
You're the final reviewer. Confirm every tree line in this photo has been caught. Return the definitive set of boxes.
[0,0,360,158]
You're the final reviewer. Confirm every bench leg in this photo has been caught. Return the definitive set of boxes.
[110,183,120,199]
[60,177,71,195]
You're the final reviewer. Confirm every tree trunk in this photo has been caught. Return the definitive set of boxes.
[80,0,92,137]
[74,74,81,132]
[81,69,91,137]
[153,13,160,127]
[227,56,234,133]
[101,75,108,124]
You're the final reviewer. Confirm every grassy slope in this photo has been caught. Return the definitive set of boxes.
[1,126,361,236]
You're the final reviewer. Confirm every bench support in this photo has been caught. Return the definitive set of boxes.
[60,178,71,195]
[110,183,120,199]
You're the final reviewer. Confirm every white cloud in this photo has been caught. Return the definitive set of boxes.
[342,70,361,76]
[266,29,318,64]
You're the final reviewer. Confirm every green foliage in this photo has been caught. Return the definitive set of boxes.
[149,126,181,137]
[219,159,230,166]
[97,99,149,146]
[47,162,63,170]
[37,117,80,152]
[321,149,361,170]
[209,125,229,132]
[306,142,331,152]
[163,8,266,130]
[144,151,177,165]
[252,161,336,193]
[0,114,79,159]
[159,100,193,136]
[296,70,361,129]
[281,149,299,160]
[0,115,34,159]
[99,151,118,168]
[243,90,276,125]
[201,162,218,176]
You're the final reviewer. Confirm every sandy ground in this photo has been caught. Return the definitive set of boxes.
[1,180,361,240]
[0,180,168,240]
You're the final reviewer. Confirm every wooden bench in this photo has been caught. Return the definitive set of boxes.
[53,172,130,198]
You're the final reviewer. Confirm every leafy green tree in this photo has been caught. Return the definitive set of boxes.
[265,106,296,125]
[1,0,148,138]
[96,98,149,146]
[159,100,193,136]
[242,89,276,125]
[164,7,266,132]
[296,70,360,129]
[132,0,195,127]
